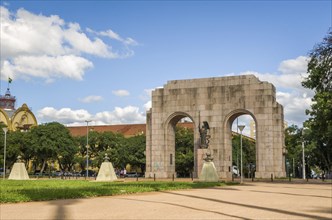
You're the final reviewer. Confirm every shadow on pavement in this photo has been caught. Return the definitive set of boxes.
[117,197,253,220]
[161,190,331,220]
[48,199,80,220]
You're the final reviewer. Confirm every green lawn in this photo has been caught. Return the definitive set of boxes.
[0,179,236,203]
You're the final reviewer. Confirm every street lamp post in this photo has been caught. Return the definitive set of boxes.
[2,127,8,180]
[302,128,306,180]
[85,120,91,178]
[302,139,305,180]
[238,125,245,184]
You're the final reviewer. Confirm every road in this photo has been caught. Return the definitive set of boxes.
[1,181,331,220]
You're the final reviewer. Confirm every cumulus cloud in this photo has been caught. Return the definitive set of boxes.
[143,101,152,111]
[112,90,130,97]
[38,106,145,126]
[236,56,313,126]
[240,56,310,92]
[79,95,103,103]
[276,92,312,126]
[38,107,92,124]
[0,6,137,82]
[89,28,138,46]
[139,88,153,101]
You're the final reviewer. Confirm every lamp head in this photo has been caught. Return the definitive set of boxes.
[238,125,245,132]
[2,127,8,133]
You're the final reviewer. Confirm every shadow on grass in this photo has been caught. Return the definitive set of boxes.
[1,180,232,203]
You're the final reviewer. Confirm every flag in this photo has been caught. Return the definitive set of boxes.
[8,77,12,83]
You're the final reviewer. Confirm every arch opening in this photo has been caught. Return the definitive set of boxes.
[165,113,196,178]
[224,109,257,179]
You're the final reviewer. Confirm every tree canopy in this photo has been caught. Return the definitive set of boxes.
[302,30,332,173]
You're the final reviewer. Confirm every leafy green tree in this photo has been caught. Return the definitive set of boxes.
[6,131,33,169]
[126,134,146,172]
[30,122,75,173]
[285,125,303,177]
[175,126,194,177]
[302,30,332,173]
[232,134,256,177]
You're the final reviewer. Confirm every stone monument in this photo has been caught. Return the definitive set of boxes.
[96,154,117,181]
[199,152,219,182]
[8,156,29,180]
[145,75,286,179]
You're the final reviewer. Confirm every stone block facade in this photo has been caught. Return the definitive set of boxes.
[145,75,286,179]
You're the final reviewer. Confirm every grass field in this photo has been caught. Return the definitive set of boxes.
[0,179,236,203]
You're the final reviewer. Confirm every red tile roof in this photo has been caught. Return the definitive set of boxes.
[67,124,147,137]
[67,122,255,142]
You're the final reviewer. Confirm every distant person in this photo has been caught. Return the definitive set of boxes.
[123,168,127,178]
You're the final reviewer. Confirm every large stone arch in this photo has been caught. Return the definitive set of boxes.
[146,75,286,179]
[163,112,197,177]
[223,109,258,178]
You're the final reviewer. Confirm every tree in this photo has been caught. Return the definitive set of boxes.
[302,30,332,173]
[126,134,146,172]
[6,130,33,169]
[30,122,75,173]
[285,125,303,178]
[232,134,256,177]
[175,126,194,177]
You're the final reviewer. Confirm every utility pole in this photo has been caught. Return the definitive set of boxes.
[85,120,92,178]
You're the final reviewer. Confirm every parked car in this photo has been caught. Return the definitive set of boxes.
[232,166,239,176]
[72,172,82,177]
[34,170,47,176]
[54,170,63,176]
[125,172,144,177]
[80,170,96,177]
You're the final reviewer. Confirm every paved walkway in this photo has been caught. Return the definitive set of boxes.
[1,182,331,220]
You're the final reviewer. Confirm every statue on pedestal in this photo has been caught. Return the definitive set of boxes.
[199,121,210,149]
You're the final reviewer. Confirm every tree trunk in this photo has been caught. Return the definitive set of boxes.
[40,160,46,174]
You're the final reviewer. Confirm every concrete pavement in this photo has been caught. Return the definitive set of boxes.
[1,182,331,220]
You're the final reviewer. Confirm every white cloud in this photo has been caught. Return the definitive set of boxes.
[240,56,310,92]
[0,6,137,82]
[37,105,146,126]
[143,101,152,111]
[112,90,130,97]
[95,106,145,125]
[236,56,313,127]
[2,55,93,81]
[91,28,138,46]
[79,95,103,103]
[276,91,312,126]
[38,107,92,124]
[139,88,153,101]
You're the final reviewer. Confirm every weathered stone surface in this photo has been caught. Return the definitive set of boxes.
[8,162,29,180]
[96,162,117,182]
[199,161,219,182]
[145,75,286,179]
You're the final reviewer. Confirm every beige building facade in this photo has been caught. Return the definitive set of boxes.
[146,75,286,179]
[0,88,37,131]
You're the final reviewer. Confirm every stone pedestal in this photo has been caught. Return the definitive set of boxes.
[8,162,29,180]
[199,162,219,182]
[199,153,219,182]
[96,154,117,182]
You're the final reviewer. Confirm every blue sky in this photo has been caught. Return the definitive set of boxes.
[1,0,331,134]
